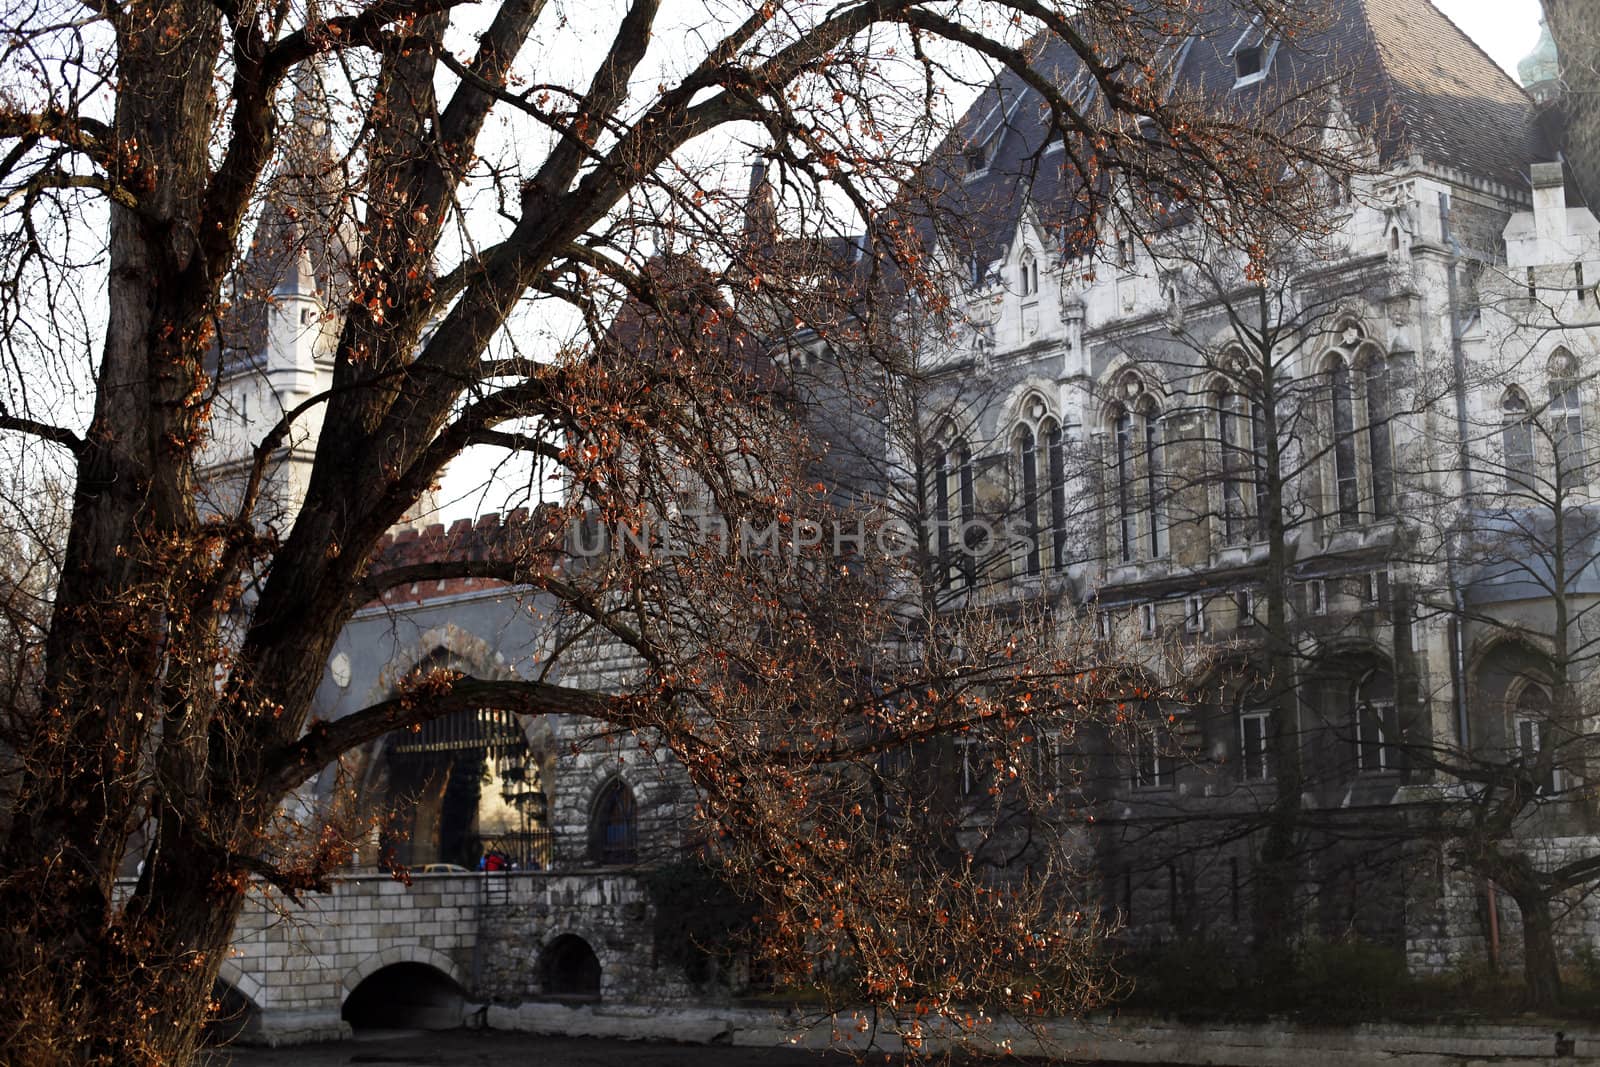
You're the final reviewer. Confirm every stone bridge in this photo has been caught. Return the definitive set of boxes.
[213,870,668,1046]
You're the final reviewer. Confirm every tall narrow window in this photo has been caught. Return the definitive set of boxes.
[933,450,952,588]
[1514,684,1559,795]
[1115,408,1136,563]
[1218,387,1258,546]
[1549,349,1586,486]
[1020,253,1039,296]
[1048,422,1068,570]
[1239,708,1271,780]
[956,441,976,587]
[1131,725,1172,789]
[1502,388,1536,494]
[589,779,639,865]
[1354,672,1399,775]
[1144,411,1167,558]
[1330,357,1360,524]
[1019,425,1041,577]
[1250,398,1269,537]
[1366,357,1394,517]
[955,737,981,796]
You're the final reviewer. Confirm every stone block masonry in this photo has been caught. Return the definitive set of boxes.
[216,870,680,1046]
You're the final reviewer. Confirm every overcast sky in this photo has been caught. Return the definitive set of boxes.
[1435,0,1544,78]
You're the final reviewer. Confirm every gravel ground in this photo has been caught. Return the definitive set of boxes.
[208,1030,1133,1066]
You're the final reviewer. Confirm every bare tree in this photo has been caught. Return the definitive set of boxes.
[0,0,1351,1060]
[1393,235,1600,1009]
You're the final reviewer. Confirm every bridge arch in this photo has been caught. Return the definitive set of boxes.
[341,947,468,1031]
[341,944,467,997]
[217,958,265,1008]
[539,927,619,1000]
[206,964,264,1045]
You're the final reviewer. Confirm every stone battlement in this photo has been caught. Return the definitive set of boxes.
[367,505,566,605]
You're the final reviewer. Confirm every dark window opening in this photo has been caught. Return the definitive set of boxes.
[1240,709,1271,780]
[588,779,638,865]
[543,934,603,1000]
[1330,358,1360,524]
[1367,358,1394,517]
[1355,673,1400,775]
[1235,45,1263,79]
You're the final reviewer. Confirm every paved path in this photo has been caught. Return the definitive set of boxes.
[209,1030,1136,1066]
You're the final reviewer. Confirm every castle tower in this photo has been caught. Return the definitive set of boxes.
[1518,18,1561,106]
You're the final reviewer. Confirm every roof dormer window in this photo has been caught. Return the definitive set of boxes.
[1235,45,1263,80]
[965,145,988,174]
[1230,17,1275,88]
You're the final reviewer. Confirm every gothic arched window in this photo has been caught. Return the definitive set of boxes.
[1329,354,1360,525]
[1019,252,1039,296]
[1513,682,1560,795]
[1549,348,1586,486]
[1354,670,1399,775]
[1217,378,1266,545]
[588,778,638,865]
[1107,377,1166,563]
[1502,387,1536,494]
[1014,409,1068,575]
[1365,355,1394,517]
[932,434,976,589]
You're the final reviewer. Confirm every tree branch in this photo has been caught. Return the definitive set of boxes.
[0,407,83,454]
[258,675,637,796]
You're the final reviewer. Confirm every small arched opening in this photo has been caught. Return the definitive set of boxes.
[342,962,465,1032]
[542,934,602,1001]
[203,979,260,1046]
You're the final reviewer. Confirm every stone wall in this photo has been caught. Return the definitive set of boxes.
[1407,836,1600,977]
[477,870,694,1004]
[222,872,482,1043]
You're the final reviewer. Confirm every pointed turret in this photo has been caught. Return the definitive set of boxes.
[1519,18,1560,106]
[218,55,354,376]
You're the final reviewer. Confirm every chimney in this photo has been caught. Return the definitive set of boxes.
[1532,161,1567,241]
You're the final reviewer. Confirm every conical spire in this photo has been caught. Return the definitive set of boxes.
[216,47,355,369]
[1518,18,1560,105]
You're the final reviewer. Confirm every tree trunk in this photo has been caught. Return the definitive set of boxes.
[1514,887,1564,1011]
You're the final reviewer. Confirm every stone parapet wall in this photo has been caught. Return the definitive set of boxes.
[477,870,692,1004]
[226,873,481,1012]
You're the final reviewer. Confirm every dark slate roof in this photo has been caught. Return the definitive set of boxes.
[1352,0,1544,185]
[909,0,1542,272]
[597,254,783,398]
[1464,507,1600,605]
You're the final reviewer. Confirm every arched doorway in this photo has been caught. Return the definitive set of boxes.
[542,934,602,1000]
[377,702,548,868]
[342,962,465,1031]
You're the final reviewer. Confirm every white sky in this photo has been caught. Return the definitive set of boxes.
[1435,0,1544,77]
